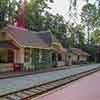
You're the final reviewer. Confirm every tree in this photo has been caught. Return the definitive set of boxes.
[25,0,53,31]
[49,14,66,38]
[0,0,9,28]
[75,25,85,48]
[91,29,100,45]
[66,23,85,48]
[44,13,67,47]
[81,3,98,44]
[0,0,18,29]
[25,1,67,47]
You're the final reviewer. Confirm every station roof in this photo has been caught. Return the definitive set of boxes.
[0,40,19,49]
[69,48,90,56]
[4,25,59,49]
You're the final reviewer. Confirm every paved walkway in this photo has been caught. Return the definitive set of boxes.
[0,64,100,96]
[0,65,80,79]
[36,69,100,100]
[0,66,68,79]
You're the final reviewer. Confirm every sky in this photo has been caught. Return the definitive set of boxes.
[48,0,96,22]
[16,0,96,22]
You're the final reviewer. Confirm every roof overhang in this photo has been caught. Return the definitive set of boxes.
[0,40,19,50]
[51,47,67,53]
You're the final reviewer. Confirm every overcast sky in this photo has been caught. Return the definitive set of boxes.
[48,0,96,21]
[17,0,96,21]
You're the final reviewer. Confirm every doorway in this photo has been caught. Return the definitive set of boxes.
[8,49,14,63]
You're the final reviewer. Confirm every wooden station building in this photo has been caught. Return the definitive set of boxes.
[0,25,67,72]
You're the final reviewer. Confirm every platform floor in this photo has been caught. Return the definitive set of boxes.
[0,65,79,79]
[0,64,100,97]
[36,68,100,100]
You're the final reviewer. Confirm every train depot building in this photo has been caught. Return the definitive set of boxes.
[0,25,67,72]
[0,25,90,73]
[67,48,90,65]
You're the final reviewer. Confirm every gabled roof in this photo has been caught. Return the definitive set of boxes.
[4,25,58,48]
[69,48,90,56]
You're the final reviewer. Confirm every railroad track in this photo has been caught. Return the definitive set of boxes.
[1,67,100,100]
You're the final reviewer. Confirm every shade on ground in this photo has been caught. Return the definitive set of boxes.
[36,70,100,100]
[0,64,100,96]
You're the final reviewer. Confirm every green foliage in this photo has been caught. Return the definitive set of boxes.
[49,14,66,38]
[25,0,67,43]
[83,45,96,58]
[81,3,97,29]
[66,24,85,48]
[0,0,9,28]
[25,0,52,31]
[44,13,66,47]
[0,0,18,29]
[81,3,99,44]
[91,29,100,44]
